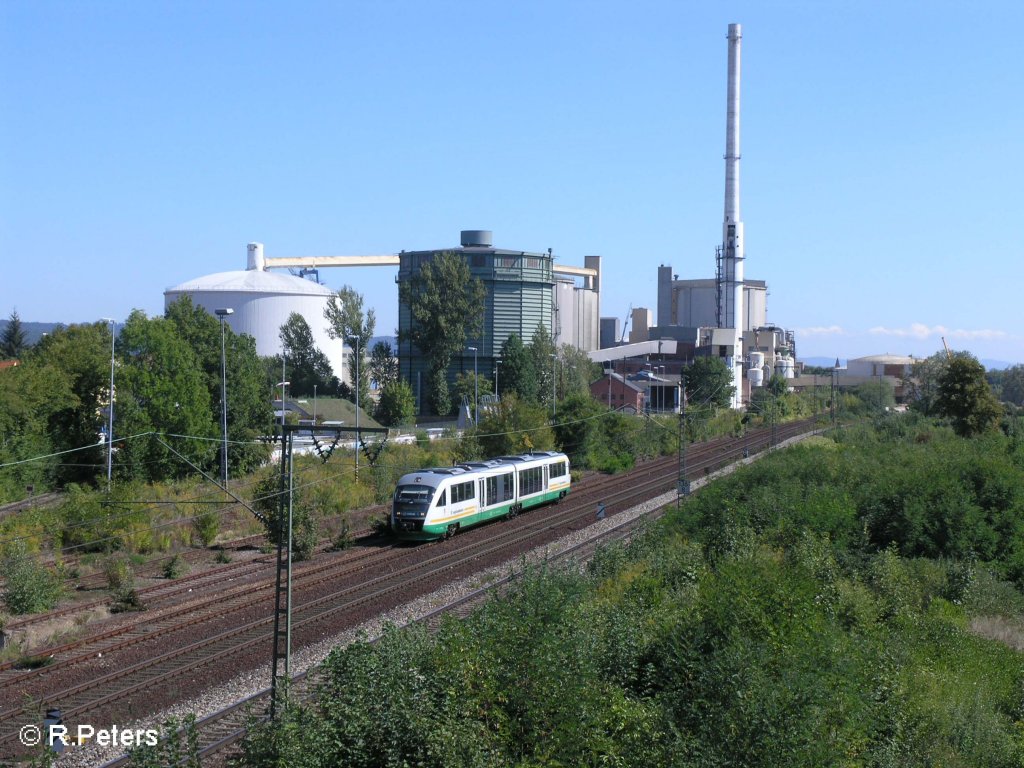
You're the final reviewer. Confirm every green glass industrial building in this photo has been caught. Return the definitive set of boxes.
[397,230,558,413]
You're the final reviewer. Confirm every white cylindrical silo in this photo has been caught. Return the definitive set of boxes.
[165,245,344,376]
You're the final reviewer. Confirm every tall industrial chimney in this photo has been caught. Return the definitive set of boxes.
[720,23,745,408]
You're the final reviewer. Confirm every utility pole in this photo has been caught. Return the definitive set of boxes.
[102,318,116,492]
[270,422,293,717]
[355,339,360,480]
[677,372,689,507]
[215,308,233,487]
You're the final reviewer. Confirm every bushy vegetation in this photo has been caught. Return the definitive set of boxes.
[0,298,276,504]
[1,541,63,614]
[242,415,1024,767]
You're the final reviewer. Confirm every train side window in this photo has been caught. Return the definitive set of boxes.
[452,480,475,503]
[518,466,543,495]
[435,489,446,506]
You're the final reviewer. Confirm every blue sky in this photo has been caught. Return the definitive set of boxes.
[2,1,1022,364]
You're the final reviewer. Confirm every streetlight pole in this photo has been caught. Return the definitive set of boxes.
[550,353,557,417]
[354,339,360,479]
[494,359,502,400]
[102,318,116,492]
[280,355,287,428]
[214,308,233,487]
[467,346,478,426]
[313,384,317,425]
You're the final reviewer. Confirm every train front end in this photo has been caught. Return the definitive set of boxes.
[391,472,444,541]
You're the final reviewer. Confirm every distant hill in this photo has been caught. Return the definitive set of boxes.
[802,354,1018,371]
[981,359,1017,371]
[0,320,66,347]
[801,356,845,369]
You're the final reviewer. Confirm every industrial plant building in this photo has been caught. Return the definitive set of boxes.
[165,232,602,414]
[593,22,799,408]
[165,23,803,415]
[396,230,601,412]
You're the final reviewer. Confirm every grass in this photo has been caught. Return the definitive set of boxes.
[969,615,1024,651]
[296,396,383,429]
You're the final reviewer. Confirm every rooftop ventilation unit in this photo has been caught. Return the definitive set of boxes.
[460,230,493,248]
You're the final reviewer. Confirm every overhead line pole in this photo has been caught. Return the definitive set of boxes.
[268,422,388,717]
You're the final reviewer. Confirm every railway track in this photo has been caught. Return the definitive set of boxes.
[2,526,375,636]
[99,419,820,768]
[0,418,819,760]
[0,492,62,522]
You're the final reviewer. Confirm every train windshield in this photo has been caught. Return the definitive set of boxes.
[394,485,435,515]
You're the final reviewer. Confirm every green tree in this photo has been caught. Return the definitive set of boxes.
[397,252,485,415]
[324,286,375,406]
[476,393,554,457]
[498,333,537,403]
[556,343,598,401]
[278,312,334,397]
[452,370,493,416]
[685,356,735,410]
[221,332,276,475]
[907,350,973,415]
[115,310,217,482]
[529,324,557,412]
[990,364,1024,406]
[29,322,114,485]
[0,358,75,501]
[165,297,274,476]
[369,340,398,392]
[375,379,416,427]
[1,309,27,359]
[934,355,1003,437]
[552,393,606,467]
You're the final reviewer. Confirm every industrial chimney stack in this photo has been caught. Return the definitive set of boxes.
[720,23,745,408]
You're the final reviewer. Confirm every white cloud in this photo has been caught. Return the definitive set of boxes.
[795,325,846,336]
[867,324,1009,341]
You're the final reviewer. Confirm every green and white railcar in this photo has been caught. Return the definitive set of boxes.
[391,451,570,541]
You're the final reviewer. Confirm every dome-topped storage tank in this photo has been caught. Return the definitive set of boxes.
[747,351,765,387]
[164,243,344,377]
[774,355,795,379]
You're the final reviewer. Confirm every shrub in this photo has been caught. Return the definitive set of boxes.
[162,554,189,579]
[252,474,318,562]
[192,510,220,547]
[331,519,353,551]
[2,541,63,615]
[104,554,142,610]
